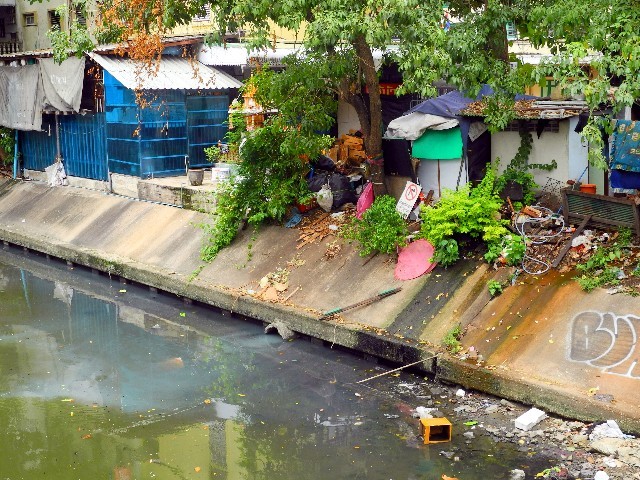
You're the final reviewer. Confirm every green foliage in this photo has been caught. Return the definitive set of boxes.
[575,228,633,292]
[419,166,508,257]
[495,131,556,205]
[486,234,526,266]
[199,121,319,262]
[342,195,409,257]
[432,239,459,267]
[529,1,640,170]
[443,324,463,353]
[47,3,94,65]
[487,280,504,297]
[482,95,517,134]
[502,234,526,266]
[0,127,14,164]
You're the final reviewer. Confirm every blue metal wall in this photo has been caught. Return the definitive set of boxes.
[187,95,229,168]
[21,113,109,181]
[104,71,229,178]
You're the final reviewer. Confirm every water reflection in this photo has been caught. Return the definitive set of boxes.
[0,249,547,479]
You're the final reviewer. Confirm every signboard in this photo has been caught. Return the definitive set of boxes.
[364,82,401,96]
[396,181,422,219]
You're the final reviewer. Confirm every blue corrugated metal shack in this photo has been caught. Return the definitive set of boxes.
[16,51,242,181]
[92,53,243,178]
[0,55,109,181]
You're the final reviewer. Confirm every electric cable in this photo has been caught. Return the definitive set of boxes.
[512,205,566,275]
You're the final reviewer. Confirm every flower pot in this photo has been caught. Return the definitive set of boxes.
[579,183,596,194]
[188,169,204,186]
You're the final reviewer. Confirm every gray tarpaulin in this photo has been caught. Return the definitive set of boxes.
[0,64,43,131]
[39,57,85,113]
[0,58,85,131]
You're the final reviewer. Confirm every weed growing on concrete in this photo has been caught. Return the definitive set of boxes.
[575,227,633,292]
[443,324,463,353]
[487,280,503,296]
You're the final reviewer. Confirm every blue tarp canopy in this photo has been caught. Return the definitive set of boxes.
[407,90,474,118]
[403,86,538,152]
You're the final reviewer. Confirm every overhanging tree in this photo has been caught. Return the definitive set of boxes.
[91,0,450,195]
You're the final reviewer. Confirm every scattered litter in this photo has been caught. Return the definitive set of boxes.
[509,469,526,480]
[594,471,610,480]
[571,234,592,248]
[515,407,546,431]
[415,406,437,419]
[455,389,466,398]
[589,420,634,441]
[285,208,303,228]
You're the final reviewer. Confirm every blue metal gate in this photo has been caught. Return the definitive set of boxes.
[21,113,109,181]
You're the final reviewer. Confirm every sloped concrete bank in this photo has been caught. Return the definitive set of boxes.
[1,179,639,434]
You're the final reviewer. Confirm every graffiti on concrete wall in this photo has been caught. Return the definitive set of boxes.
[569,311,639,379]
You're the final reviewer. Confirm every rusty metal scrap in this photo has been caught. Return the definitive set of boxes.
[462,99,586,119]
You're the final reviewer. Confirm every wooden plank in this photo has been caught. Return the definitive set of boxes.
[551,215,592,268]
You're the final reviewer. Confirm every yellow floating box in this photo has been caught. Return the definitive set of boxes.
[420,417,452,444]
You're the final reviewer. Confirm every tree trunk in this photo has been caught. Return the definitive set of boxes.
[351,35,387,196]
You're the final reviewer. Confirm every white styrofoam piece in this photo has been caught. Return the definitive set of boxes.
[514,407,547,431]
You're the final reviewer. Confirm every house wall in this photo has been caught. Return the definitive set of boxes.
[337,100,361,136]
[16,0,62,51]
[491,119,589,191]
[16,0,98,51]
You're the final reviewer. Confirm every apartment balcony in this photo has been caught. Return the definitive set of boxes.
[0,41,21,54]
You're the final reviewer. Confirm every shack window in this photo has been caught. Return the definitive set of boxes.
[193,5,210,21]
[48,10,61,29]
[23,13,36,27]
[75,6,86,26]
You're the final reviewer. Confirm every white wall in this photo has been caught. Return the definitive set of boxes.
[337,100,361,136]
[491,120,588,190]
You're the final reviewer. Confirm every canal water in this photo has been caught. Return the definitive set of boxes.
[1,247,554,480]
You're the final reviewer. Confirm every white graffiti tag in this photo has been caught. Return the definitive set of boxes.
[569,311,640,379]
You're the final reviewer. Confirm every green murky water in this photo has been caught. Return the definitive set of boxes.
[0,248,553,479]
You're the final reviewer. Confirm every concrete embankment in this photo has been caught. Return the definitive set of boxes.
[1,178,639,434]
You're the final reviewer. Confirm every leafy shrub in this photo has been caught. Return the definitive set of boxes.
[0,127,14,164]
[342,195,409,256]
[575,227,632,292]
[199,123,323,262]
[432,238,459,266]
[419,166,508,260]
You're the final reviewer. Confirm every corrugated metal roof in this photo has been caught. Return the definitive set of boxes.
[197,44,304,67]
[89,53,242,90]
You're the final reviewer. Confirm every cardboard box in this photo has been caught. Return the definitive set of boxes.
[420,417,452,444]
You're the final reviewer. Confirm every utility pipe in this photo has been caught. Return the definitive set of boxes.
[55,112,62,162]
[12,129,18,179]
